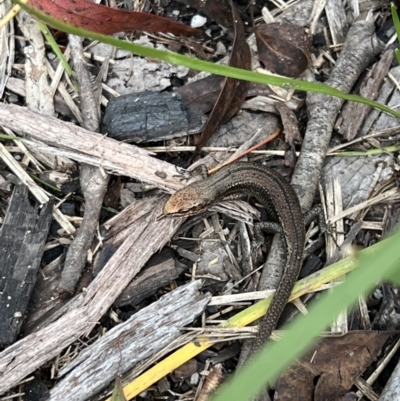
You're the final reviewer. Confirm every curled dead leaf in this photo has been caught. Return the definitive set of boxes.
[255,22,311,77]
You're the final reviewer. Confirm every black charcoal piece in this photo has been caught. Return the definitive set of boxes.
[102,91,205,143]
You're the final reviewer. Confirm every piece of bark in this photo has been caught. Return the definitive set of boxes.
[359,66,400,136]
[47,281,210,401]
[102,91,206,142]
[96,37,190,95]
[22,255,67,335]
[277,0,314,27]
[93,245,117,276]
[0,1,13,99]
[101,197,158,246]
[325,0,348,45]
[0,198,184,394]
[22,260,97,336]
[0,185,52,346]
[207,110,279,148]
[363,66,400,134]
[322,154,393,212]
[243,94,304,115]
[372,284,400,331]
[336,49,393,140]
[292,19,384,211]
[6,13,74,234]
[309,0,327,35]
[0,103,183,193]
[114,247,188,307]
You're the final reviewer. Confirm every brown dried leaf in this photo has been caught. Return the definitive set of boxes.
[173,1,251,157]
[176,75,225,114]
[276,331,395,401]
[255,23,311,77]
[192,2,251,155]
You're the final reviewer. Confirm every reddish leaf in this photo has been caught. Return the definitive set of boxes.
[29,0,201,36]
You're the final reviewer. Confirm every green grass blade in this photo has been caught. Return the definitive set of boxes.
[211,229,400,401]
[11,0,400,120]
[0,133,20,140]
[391,3,400,64]
[36,20,74,78]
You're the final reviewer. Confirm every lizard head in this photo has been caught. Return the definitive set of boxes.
[162,186,211,217]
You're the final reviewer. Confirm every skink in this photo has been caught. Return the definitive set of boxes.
[162,162,305,359]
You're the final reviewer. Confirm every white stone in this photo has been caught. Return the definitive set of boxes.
[191,14,207,28]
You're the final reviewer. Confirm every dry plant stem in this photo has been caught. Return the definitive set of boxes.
[47,281,210,401]
[145,146,287,155]
[309,0,327,35]
[325,0,348,45]
[0,104,183,192]
[208,128,281,173]
[0,200,184,394]
[324,179,347,334]
[292,19,384,211]
[58,35,109,296]
[46,58,84,125]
